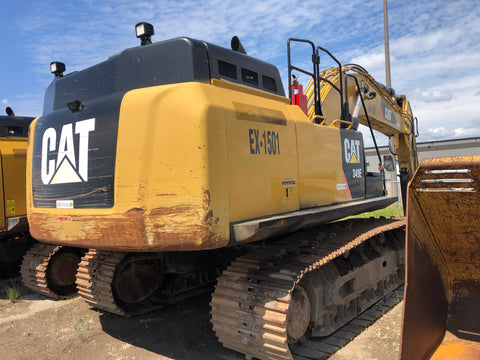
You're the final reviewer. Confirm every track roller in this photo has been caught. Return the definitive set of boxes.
[21,243,85,299]
[76,250,178,315]
[75,249,227,316]
[211,218,405,360]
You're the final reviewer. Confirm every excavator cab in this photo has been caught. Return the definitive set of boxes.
[400,156,480,359]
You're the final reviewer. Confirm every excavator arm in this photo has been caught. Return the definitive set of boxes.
[295,52,419,207]
[294,47,480,359]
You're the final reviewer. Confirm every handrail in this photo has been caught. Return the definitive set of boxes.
[312,115,327,125]
[329,119,353,130]
[287,38,322,120]
[316,46,347,121]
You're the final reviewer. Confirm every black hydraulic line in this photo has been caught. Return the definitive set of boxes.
[348,74,387,194]
[344,63,369,74]
[348,74,382,167]
[318,76,341,94]
[314,49,322,117]
[344,74,350,123]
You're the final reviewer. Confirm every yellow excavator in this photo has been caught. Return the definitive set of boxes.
[22,23,419,359]
[0,107,34,278]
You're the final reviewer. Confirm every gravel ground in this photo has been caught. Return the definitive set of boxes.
[0,277,403,360]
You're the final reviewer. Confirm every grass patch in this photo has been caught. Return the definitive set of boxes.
[3,279,21,302]
[350,203,404,219]
[73,317,92,342]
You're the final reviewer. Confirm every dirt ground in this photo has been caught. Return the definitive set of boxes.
[0,277,403,360]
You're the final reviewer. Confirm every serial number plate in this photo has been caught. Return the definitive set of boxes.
[249,129,280,155]
[56,200,74,209]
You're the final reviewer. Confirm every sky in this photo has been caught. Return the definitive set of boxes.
[1,0,479,146]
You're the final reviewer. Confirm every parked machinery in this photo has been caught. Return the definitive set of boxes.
[22,23,418,359]
[0,107,34,278]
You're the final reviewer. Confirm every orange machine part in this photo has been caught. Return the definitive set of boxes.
[400,156,480,359]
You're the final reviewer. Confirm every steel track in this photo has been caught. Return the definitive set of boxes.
[21,243,67,299]
[210,217,405,360]
[75,250,219,316]
[76,250,128,315]
[292,285,404,360]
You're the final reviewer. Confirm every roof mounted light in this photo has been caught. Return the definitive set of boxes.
[135,22,154,46]
[50,62,66,78]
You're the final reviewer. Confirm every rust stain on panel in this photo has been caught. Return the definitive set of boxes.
[29,203,226,252]
[150,206,194,217]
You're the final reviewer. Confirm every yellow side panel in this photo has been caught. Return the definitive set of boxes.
[295,119,348,208]
[27,81,299,251]
[28,84,223,251]
[0,138,28,219]
[115,84,221,249]
[215,82,299,221]
[114,81,300,247]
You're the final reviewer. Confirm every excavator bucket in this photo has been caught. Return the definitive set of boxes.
[400,156,480,360]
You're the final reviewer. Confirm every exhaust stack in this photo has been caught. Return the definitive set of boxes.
[231,36,247,54]
[5,107,15,117]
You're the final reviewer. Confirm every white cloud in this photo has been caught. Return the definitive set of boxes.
[1,99,7,105]
[411,90,453,103]
[454,128,480,138]
[425,127,480,140]
[349,52,393,83]
[343,1,480,144]
[426,127,450,137]
[7,0,480,144]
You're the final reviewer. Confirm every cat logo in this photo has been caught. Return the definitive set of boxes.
[381,100,397,125]
[344,138,361,164]
[384,106,392,122]
[41,118,95,185]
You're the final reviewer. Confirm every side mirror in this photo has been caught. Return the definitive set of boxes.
[384,155,395,172]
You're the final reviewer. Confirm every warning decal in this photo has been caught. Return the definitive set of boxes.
[6,199,15,215]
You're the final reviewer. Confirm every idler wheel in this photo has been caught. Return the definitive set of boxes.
[47,248,83,295]
[286,285,311,344]
[113,256,164,305]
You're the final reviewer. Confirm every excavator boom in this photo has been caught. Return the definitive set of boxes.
[299,60,418,208]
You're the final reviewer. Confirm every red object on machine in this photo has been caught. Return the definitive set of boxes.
[291,83,308,115]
